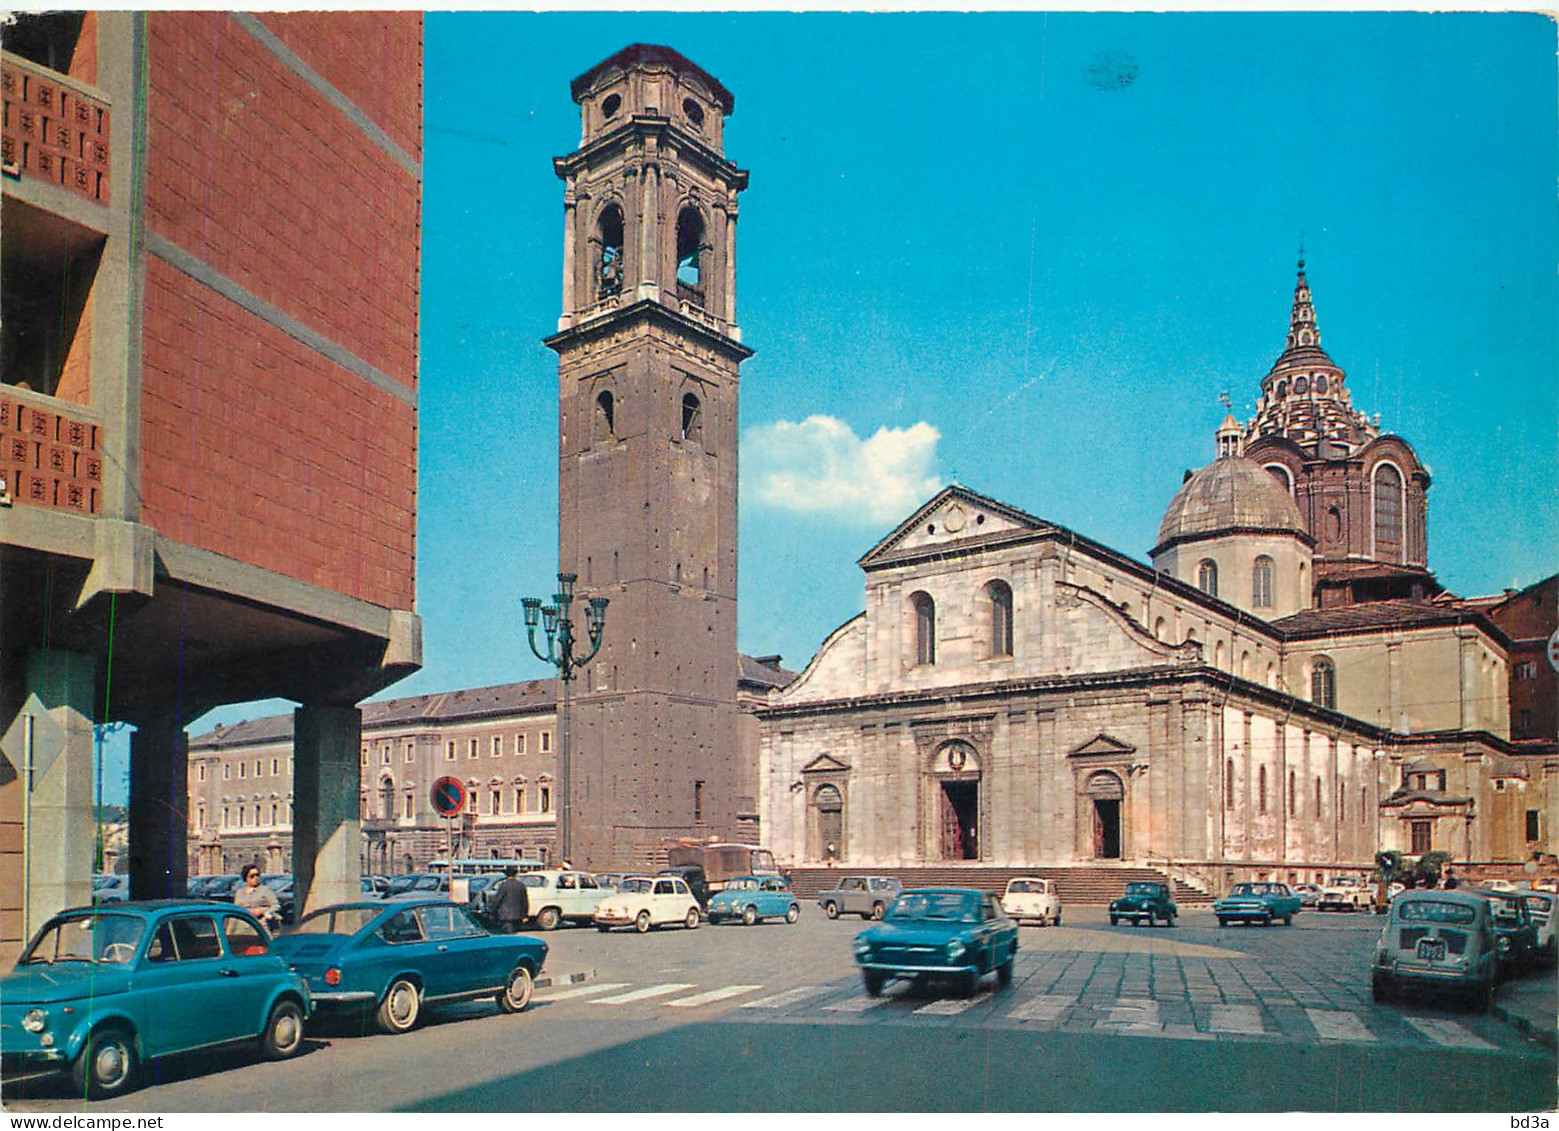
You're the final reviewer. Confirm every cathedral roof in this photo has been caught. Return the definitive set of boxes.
[1153,455,1310,555]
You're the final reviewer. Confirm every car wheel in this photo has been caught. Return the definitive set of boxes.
[1054,912,1062,927]
[259,999,305,1060]
[71,1025,137,1098]
[635,910,652,933]
[1371,973,1393,1004]
[1217,918,1228,927]
[997,958,1014,987]
[1284,915,1293,926]
[870,902,885,920]
[376,978,421,1034]
[824,902,840,920]
[686,907,701,930]
[786,904,800,924]
[1110,916,1119,926]
[1261,914,1272,927]
[960,970,980,998]
[497,965,534,1013]
[1167,913,1177,928]
[596,924,612,933]
[863,970,886,997]
[742,904,758,927]
[536,907,561,931]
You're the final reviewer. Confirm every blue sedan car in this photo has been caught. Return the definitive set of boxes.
[853,888,1019,997]
[0,901,310,1098]
[270,900,546,1034]
[707,875,802,925]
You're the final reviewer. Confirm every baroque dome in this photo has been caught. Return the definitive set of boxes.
[1153,455,1309,555]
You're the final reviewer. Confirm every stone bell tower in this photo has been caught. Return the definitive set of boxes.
[544,45,750,868]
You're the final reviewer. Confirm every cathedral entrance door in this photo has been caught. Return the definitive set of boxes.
[939,780,979,860]
[1093,799,1121,859]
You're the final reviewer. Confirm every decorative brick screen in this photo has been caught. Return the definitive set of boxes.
[0,396,102,514]
[1,54,112,205]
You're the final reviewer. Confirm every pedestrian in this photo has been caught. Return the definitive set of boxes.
[234,864,281,930]
[489,865,531,933]
[1443,867,1459,890]
[825,842,838,866]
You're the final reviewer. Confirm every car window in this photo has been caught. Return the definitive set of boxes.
[654,880,675,895]
[579,875,599,890]
[294,907,381,936]
[730,878,757,891]
[418,905,475,940]
[380,909,424,944]
[621,878,652,894]
[223,915,269,956]
[1398,900,1477,924]
[521,874,546,888]
[145,923,176,963]
[1125,883,1158,896]
[983,897,999,921]
[558,874,577,890]
[673,879,689,895]
[169,916,222,960]
[1524,895,1553,914]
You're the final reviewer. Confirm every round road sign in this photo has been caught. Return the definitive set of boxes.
[430,776,467,818]
[1548,627,1559,675]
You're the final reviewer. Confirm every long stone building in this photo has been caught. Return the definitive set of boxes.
[758,267,1556,889]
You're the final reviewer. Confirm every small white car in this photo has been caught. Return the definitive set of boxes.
[593,876,702,933]
[1521,891,1557,965]
[1318,877,1371,912]
[519,870,609,930]
[1484,878,1518,893]
[1001,877,1062,926]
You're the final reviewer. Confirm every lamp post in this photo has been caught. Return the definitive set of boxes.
[521,573,607,865]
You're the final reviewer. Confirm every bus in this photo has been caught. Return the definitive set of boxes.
[428,857,546,877]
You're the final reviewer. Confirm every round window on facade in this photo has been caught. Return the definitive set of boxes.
[602,93,622,119]
[683,97,705,129]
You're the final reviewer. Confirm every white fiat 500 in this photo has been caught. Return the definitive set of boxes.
[1001,877,1062,926]
[593,876,701,934]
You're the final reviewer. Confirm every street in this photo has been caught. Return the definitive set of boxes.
[4,905,1554,1112]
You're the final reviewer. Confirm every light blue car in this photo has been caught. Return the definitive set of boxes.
[0,901,310,1098]
[707,875,801,926]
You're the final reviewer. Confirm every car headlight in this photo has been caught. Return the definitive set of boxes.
[22,1009,47,1033]
[946,940,966,960]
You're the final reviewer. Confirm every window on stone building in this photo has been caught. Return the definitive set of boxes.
[1410,820,1432,855]
[516,733,527,756]
[912,592,936,666]
[403,792,413,819]
[468,738,479,759]
[1528,810,1542,843]
[676,206,705,298]
[255,759,263,778]
[405,741,415,763]
[198,762,207,782]
[271,803,279,826]
[380,746,390,766]
[1252,556,1274,608]
[1225,759,1235,809]
[515,787,526,813]
[1373,463,1404,560]
[1310,658,1336,709]
[1258,765,1267,814]
[681,392,703,443]
[253,805,261,826]
[540,731,552,753]
[197,807,206,829]
[491,789,502,816]
[1154,617,1167,642]
[445,741,456,761]
[238,762,246,780]
[988,580,1013,657]
[1514,661,1536,681]
[540,786,552,813]
[694,780,704,822]
[595,390,616,442]
[1197,560,1219,599]
[492,735,503,757]
[596,205,625,299]
[221,807,229,828]
[379,778,395,821]
[1520,709,1533,732]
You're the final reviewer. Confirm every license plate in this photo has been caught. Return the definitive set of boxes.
[1416,938,1447,961]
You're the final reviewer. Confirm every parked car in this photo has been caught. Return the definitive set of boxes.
[272,900,544,1034]
[197,874,243,901]
[1292,883,1322,908]
[815,875,903,920]
[262,875,296,925]
[1473,889,1541,975]
[1317,876,1371,912]
[594,873,631,892]
[516,870,610,930]
[92,874,128,904]
[656,865,711,910]
[1372,889,1498,1008]
[593,876,702,933]
[1109,881,1177,927]
[853,888,1018,997]
[1,901,309,1097]
[1484,878,1518,893]
[1214,882,1302,927]
[708,875,801,925]
[1520,891,1556,965]
[360,875,391,899]
[385,873,448,898]
[1000,877,1062,926]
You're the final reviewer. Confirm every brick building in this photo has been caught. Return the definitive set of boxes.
[1,12,422,959]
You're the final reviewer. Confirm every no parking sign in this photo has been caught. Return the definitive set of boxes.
[1548,628,1559,675]
[430,776,467,818]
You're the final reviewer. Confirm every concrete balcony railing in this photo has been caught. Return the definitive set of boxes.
[1,50,112,206]
[0,389,103,515]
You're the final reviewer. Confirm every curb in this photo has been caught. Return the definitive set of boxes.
[1491,1000,1558,1050]
[535,969,595,991]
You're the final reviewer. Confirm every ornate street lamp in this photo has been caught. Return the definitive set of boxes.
[521,573,607,864]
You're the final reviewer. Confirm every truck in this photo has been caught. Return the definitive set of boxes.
[663,840,782,895]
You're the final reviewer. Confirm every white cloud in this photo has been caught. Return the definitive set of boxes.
[742,415,943,526]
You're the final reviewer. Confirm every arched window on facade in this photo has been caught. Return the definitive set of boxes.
[1198,559,1219,598]
[912,592,936,665]
[594,390,615,442]
[1373,463,1403,561]
[676,206,705,302]
[1252,556,1274,608]
[987,580,1013,658]
[814,784,843,861]
[680,392,702,443]
[1311,657,1336,709]
[596,204,624,299]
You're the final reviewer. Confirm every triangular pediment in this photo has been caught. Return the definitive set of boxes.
[858,486,1049,568]
[1069,733,1137,758]
[801,753,850,774]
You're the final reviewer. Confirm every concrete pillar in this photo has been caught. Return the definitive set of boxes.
[293,704,362,914]
[127,713,189,899]
[18,649,96,939]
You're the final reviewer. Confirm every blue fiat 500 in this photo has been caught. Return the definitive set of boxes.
[707,875,802,925]
[0,901,310,1098]
[270,900,546,1034]
[853,888,1018,997]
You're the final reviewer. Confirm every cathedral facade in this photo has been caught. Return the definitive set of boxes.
[758,268,1555,888]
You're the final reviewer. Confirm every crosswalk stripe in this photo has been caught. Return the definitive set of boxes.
[667,984,764,1008]
[535,982,630,1002]
[1209,1004,1265,1034]
[1306,1009,1377,1042]
[823,994,890,1013]
[741,985,829,1010]
[1404,1016,1495,1049]
[1006,994,1076,1022]
[914,995,982,1015]
[591,983,696,1004]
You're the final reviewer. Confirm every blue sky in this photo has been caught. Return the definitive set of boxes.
[104,12,1559,803]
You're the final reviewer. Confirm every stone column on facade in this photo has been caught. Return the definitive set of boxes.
[723,200,738,327]
[293,704,363,914]
[638,155,660,301]
[559,180,578,325]
[14,650,96,940]
[127,712,189,900]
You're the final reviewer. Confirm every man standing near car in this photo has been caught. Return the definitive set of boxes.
[489,865,531,933]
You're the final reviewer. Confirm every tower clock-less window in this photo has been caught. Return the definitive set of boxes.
[1373,463,1404,560]
[676,206,705,303]
[595,390,615,441]
[681,393,703,443]
[1310,658,1336,709]
[911,592,936,666]
[987,580,1013,657]
[1197,559,1219,599]
[1252,556,1274,608]
[596,205,624,299]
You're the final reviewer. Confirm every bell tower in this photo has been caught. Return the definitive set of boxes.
[544,45,751,868]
